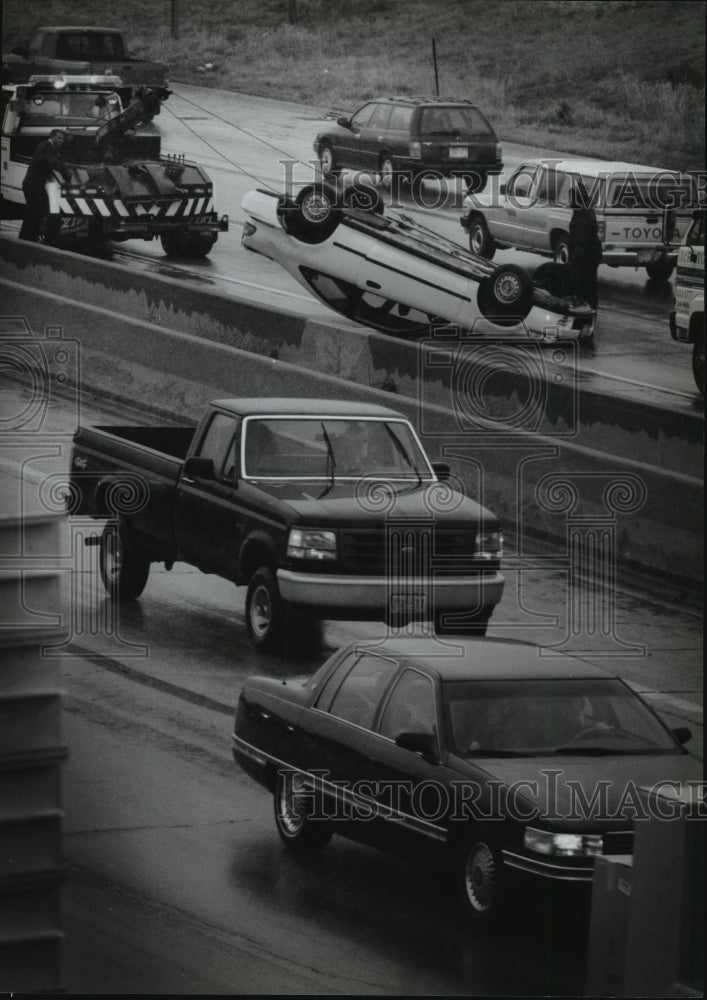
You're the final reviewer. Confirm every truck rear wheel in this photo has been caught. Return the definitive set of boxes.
[245,567,287,652]
[160,231,217,258]
[99,520,150,600]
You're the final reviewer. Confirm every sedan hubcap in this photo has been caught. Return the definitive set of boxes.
[279,775,307,834]
[494,272,521,304]
[465,842,496,912]
[301,191,332,223]
[104,533,121,583]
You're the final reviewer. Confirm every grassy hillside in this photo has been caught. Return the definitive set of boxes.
[3,0,704,168]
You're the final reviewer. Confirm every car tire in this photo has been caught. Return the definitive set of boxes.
[99,520,150,600]
[273,771,333,852]
[434,608,490,637]
[184,232,218,257]
[160,232,183,257]
[342,182,384,214]
[319,142,339,178]
[278,184,341,243]
[378,156,397,190]
[468,214,496,259]
[477,264,534,326]
[246,566,287,652]
[532,261,573,298]
[693,333,705,395]
[552,232,571,265]
[645,259,675,283]
[457,831,505,926]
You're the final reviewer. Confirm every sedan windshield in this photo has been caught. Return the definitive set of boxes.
[242,417,433,480]
[444,678,678,756]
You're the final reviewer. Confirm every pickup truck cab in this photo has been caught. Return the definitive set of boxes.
[461,158,695,283]
[3,26,169,108]
[670,209,704,394]
[70,398,505,651]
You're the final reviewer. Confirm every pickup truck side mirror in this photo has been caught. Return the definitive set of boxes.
[183,455,215,480]
[432,461,450,482]
[395,731,437,759]
[336,116,352,128]
[499,183,507,195]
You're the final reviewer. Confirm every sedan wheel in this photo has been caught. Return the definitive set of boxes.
[378,156,395,189]
[458,835,504,924]
[274,772,333,852]
[319,142,339,177]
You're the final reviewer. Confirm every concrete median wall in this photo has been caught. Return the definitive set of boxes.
[0,236,703,589]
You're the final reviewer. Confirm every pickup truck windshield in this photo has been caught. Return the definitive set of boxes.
[242,417,433,480]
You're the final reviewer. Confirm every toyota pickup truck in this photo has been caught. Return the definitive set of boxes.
[3,26,169,109]
[69,398,505,652]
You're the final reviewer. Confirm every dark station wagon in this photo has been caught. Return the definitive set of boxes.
[233,637,700,925]
[315,96,503,192]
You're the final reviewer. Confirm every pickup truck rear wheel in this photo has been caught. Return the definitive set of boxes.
[645,259,674,283]
[477,265,534,327]
[552,232,571,265]
[99,521,150,600]
[246,567,287,652]
[274,771,333,851]
[468,214,496,259]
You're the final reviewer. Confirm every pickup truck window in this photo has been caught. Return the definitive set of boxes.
[508,166,537,199]
[242,416,433,481]
[56,32,126,60]
[197,412,239,480]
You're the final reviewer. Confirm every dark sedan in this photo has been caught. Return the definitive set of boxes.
[232,637,700,925]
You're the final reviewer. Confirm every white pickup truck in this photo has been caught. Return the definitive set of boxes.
[670,209,704,394]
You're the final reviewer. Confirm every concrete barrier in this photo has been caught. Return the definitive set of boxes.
[0,236,703,589]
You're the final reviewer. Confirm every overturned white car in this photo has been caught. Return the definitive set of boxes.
[241,183,595,341]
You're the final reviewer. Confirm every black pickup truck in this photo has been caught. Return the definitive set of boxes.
[69,398,505,651]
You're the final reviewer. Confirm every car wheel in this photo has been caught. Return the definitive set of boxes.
[645,259,675,283]
[693,333,705,394]
[468,214,496,259]
[279,184,340,243]
[319,142,339,178]
[434,608,490,637]
[378,156,396,190]
[99,520,150,600]
[552,232,571,265]
[477,264,534,326]
[342,182,384,214]
[246,566,286,652]
[533,261,573,298]
[274,771,333,852]
[457,832,505,925]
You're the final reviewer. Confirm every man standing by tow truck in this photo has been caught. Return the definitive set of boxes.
[18,127,68,242]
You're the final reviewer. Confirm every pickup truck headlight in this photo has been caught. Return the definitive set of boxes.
[475,529,503,559]
[287,528,337,561]
[524,828,603,857]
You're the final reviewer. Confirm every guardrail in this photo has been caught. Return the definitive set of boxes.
[0,236,703,591]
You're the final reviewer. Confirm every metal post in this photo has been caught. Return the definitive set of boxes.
[172,0,180,39]
[432,37,440,97]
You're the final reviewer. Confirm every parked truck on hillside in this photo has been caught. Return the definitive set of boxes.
[3,26,170,111]
[1,74,228,255]
[68,398,505,652]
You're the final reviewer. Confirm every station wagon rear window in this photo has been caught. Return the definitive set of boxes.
[420,106,493,137]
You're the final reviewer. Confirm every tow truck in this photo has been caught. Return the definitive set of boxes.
[1,74,228,256]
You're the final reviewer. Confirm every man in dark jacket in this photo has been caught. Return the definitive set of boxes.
[568,179,602,310]
[18,129,68,242]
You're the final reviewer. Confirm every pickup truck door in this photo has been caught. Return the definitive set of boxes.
[490,163,539,249]
[174,411,243,575]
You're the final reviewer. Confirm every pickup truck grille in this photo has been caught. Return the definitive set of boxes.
[339,527,480,575]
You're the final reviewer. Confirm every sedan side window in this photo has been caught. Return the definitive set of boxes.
[350,103,375,130]
[327,653,398,730]
[378,669,437,744]
[367,104,393,130]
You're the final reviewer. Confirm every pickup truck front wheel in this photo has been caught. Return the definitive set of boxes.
[99,521,150,600]
[246,567,287,652]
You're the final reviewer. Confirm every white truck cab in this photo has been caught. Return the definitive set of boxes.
[670,209,704,394]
